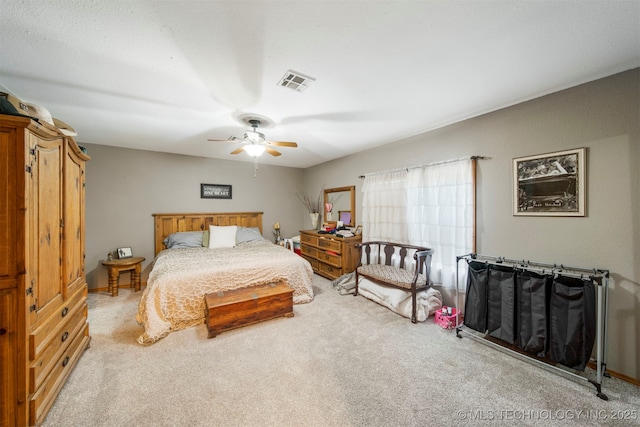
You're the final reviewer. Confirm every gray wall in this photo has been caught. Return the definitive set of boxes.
[304,69,639,380]
[83,69,638,380]
[83,146,307,291]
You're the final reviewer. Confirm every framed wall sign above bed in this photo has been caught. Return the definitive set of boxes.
[201,183,232,199]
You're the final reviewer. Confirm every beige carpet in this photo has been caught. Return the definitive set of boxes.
[43,275,639,426]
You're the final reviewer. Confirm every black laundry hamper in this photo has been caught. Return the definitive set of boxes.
[516,270,552,357]
[548,275,596,371]
[487,264,517,344]
[463,261,488,333]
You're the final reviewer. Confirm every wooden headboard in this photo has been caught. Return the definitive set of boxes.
[153,212,263,256]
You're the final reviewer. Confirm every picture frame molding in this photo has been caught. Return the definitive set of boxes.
[513,147,586,217]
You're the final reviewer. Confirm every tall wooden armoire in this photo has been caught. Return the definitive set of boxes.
[0,114,90,426]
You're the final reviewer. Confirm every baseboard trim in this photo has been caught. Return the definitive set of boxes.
[587,361,640,386]
[88,282,147,293]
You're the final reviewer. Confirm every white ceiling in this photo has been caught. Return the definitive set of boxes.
[1,1,638,168]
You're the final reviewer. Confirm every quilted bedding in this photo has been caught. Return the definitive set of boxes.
[136,240,314,343]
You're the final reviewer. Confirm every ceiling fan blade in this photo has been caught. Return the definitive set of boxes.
[266,140,298,148]
[265,146,282,156]
[165,3,264,110]
[230,147,245,155]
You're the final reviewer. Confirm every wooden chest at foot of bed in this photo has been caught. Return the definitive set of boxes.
[204,281,294,338]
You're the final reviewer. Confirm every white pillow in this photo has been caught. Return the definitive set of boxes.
[208,225,238,249]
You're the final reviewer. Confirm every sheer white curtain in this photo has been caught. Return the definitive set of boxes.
[361,158,475,289]
[361,169,408,243]
[406,159,474,289]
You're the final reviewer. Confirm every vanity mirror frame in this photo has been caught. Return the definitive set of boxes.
[324,185,356,227]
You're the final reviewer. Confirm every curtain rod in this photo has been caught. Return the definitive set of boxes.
[358,155,489,179]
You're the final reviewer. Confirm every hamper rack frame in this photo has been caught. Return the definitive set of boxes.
[455,253,610,400]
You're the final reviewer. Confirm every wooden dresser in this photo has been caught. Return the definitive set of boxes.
[299,230,362,280]
[0,115,90,426]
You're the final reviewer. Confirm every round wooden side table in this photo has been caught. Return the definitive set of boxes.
[101,256,145,297]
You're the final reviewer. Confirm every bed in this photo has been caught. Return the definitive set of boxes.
[136,212,314,343]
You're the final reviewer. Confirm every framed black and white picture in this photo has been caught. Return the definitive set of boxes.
[513,148,586,216]
[201,183,232,199]
[117,247,133,259]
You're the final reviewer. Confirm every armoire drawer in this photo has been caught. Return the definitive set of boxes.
[29,303,87,393]
[317,251,341,268]
[29,322,90,425]
[318,238,341,252]
[29,286,87,360]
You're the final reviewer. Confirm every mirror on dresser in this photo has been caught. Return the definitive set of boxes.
[324,185,355,227]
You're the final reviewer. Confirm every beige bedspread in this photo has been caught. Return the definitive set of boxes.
[136,240,314,343]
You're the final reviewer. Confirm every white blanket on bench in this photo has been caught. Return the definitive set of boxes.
[357,278,443,322]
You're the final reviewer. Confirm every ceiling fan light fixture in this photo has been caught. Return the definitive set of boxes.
[244,130,265,143]
[244,144,266,157]
[209,117,295,161]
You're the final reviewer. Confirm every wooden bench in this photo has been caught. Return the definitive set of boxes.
[355,242,433,323]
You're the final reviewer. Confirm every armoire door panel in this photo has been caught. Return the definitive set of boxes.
[64,149,84,288]
[0,126,17,280]
[30,136,64,325]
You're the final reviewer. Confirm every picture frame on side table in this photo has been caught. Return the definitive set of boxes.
[354,225,363,235]
[117,247,133,259]
[513,147,586,216]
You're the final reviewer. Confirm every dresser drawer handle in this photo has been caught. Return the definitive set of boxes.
[62,356,70,367]
[61,331,69,342]
[0,328,6,335]
[61,307,69,317]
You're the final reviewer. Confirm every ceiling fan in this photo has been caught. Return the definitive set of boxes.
[208,119,298,157]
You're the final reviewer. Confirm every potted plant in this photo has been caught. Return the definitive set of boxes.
[297,188,323,229]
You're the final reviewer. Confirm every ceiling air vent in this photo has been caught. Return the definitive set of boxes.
[277,70,315,92]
